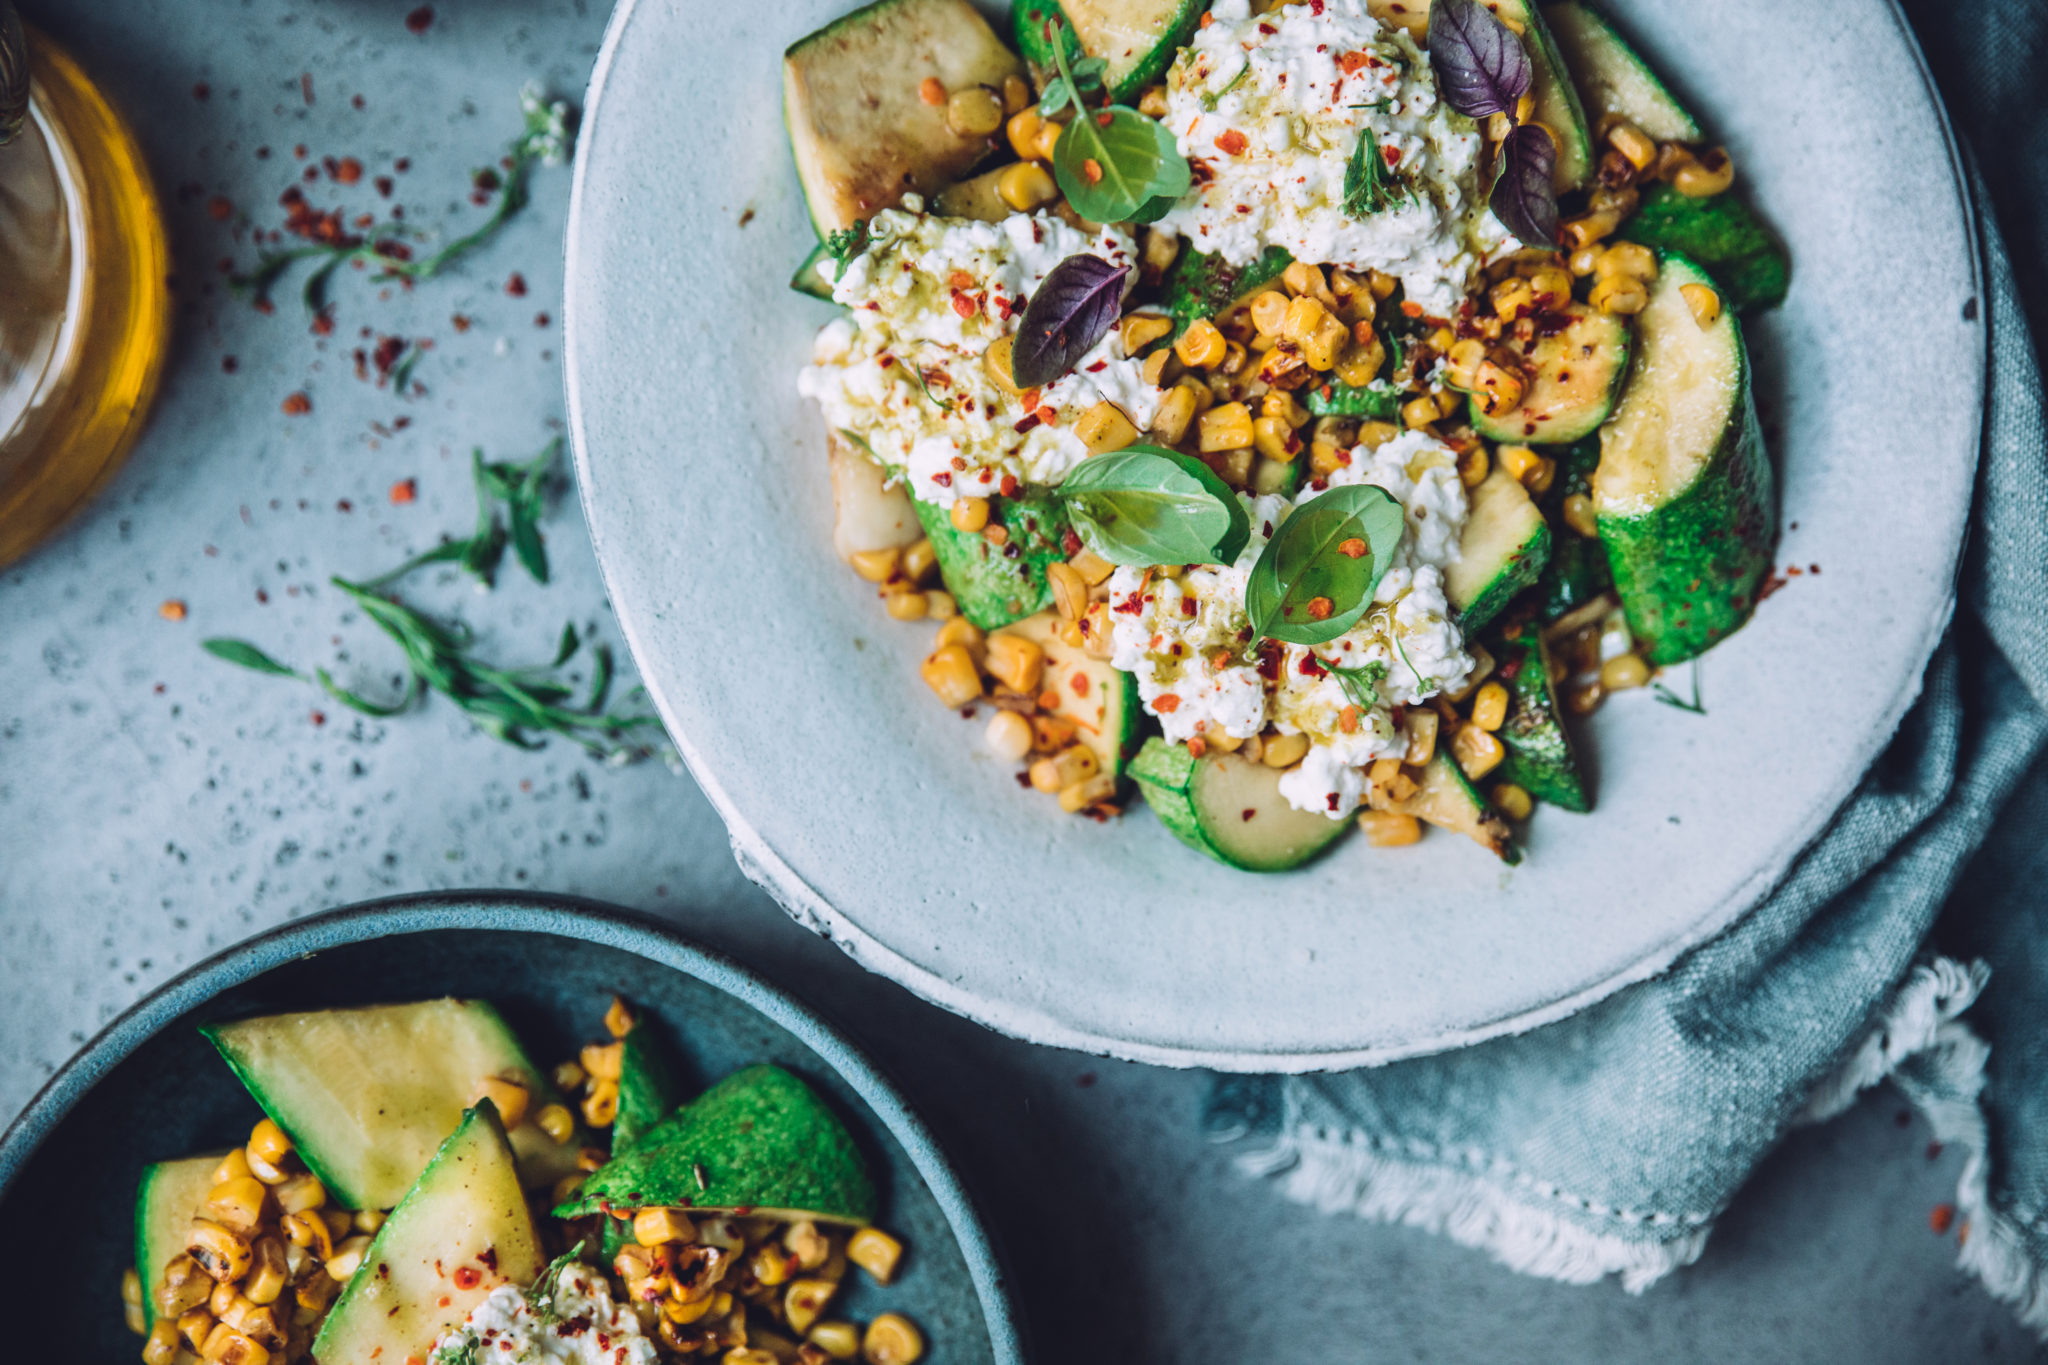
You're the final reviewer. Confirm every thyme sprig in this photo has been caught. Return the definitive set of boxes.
[357,439,558,590]
[231,85,576,313]
[528,1239,590,1327]
[1652,660,1705,714]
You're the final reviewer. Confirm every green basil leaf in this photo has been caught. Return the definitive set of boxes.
[1056,445,1249,567]
[202,638,303,678]
[1054,106,1191,223]
[1246,483,1406,645]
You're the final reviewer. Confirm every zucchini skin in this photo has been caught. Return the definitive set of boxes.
[1012,0,1205,104]
[913,489,1070,631]
[1457,518,1551,635]
[1305,380,1401,421]
[1622,184,1789,312]
[1164,245,1292,337]
[1532,436,1611,622]
[1495,625,1591,812]
[1597,380,1775,664]
[1129,737,1351,873]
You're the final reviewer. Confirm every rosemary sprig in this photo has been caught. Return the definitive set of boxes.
[1652,659,1705,714]
[357,438,558,591]
[908,364,953,413]
[527,1239,590,1327]
[231,85,576,312]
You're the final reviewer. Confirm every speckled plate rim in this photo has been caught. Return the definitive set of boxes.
[0,892,1025,1365]
[565,0,1984,1073]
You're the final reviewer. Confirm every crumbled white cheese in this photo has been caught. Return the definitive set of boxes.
[799,209,1162,508]
[1154,0,1494,315]
[430,1262,658,1365]
[1109,429,1475,819]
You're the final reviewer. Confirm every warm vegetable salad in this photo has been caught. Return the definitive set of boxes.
[125,997,923,1365]
[789,0,1787,870]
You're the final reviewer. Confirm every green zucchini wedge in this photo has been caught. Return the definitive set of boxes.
[1013,0,1207,105]
[1379,752,1521,863]
[1490,0,1594,191]
[201,998,583,1211]
[1445,466,1552,634]
[1622,182,1790,313]
[1305,379,1402,422]
[1470,300,1631,445]
[1495,623,1591,811]
[1163,245,1293,338]
[784,0,1024,235]
[912,490,1071,631]
[134,1153,229,1332]
[1129,737,1353,873]
[1531,434,1612,622]
[1593,251,1775,665]
[1543,2,1702,143]
[558,1065,877,1226]
[312,1104,545,1365]
[996,611,1141,777]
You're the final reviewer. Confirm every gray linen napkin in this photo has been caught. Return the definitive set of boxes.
[1206,0,2048,1329]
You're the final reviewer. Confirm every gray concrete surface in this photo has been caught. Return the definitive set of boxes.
[0,1,2036,1359]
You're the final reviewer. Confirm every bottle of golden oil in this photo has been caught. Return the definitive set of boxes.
[0,9,170,568]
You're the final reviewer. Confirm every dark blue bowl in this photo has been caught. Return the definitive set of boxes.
[0,892,1022,1364]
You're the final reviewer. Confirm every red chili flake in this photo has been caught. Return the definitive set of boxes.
[281,392,312,416]
[1326,793,1342,812]
[221,356,239,374]
[351,93,367,110]
[1013,413,1041,434]
[451,1267,482,1291]
[310,710,326,726]
[372,335,407,377]
[335,156,364,185]
[999,473,1022,498]
[311,311,335,338]
[1199,10,1213,24]
[390,479,417,505]
[1180,595,1197,618]
[1381,144,1403,167]
[1155,694,1181,713]
[158,600,188,621]
[1241,808,1257,821]
[1113,593,1145,615]
[337,499,353,513]
[1296,653,1326,678]
[933,470,953,487]
[1085,359,1108,373]
[300,73,315,106]
[1400,300,1424,318]
[1036,404,1057,425]
[1757,571,1789,602]
[1062,528,1083,556]
[506,272,528,297]
[451,314,472,332]
[950,289,978,319]
[1337,537,1367,559]
[1338,51,1373,74]
[1809,563,1822,574]
[1077,158,1104,186]
[1931,1204,1955,1235]
[1213,129,1248,156]
[1070,672,1090,697]
[1306,595,1334,620]
[404,5,434,33]
[535,312,551,328]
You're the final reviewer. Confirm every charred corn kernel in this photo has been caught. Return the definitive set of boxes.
[1490,445,1540,490]
[1211,446,1254,487]
[995,160,1057,212]
[579,1040,624,1081]
[247,1119,291,1166]
[201,1322,268,1365]
[325,1236,372,1282]
[1590,182,1640,216]
[1403,710,1440,765]
[1471,359,1526,418]
[1607,119,1657,170]
[1681,282,1723,329]
[984,632,1045,694]
[1563,492,1598,538]
[724,1351,778,1365]
[811,1323,862,1360]
[1308,440,1347,479]
[848,547,899,584]
[1352,420,1398,451]
[1330,332,1385,388]
[272,1172,325,1217]
[294,1269,339,1318]
[208,1278,238,1318]
[1001,73,1031,115]
[582,1080,621,1127]
[240,1239,288,1308]
[1279,294,1331,345]
[884,586,930,621]
[778,1278,836,1336]
[124,1266,146,1310]
[186,1221,252,1282]
[1492,782,1534,821]
[126,1298,147,1337]
[1252,415,1300,462]
[1589,273,1650,316]
[1596,241,1657,282]
[600,996,636,1039]
[1568,245,1603,277]
[551,1060,587,1092]
[1524,454,1556,494]
[535,1102,576,1145]
[1561,210,1623,250]
[921,645,984,707]
[945,85,1005,138]
[204,1176,269,1233]
[157,1259,211,1318]
[1029,745,1098,793]
[847,1228,904,1284]
[1401,394,1445,430]
[1452,723,1506,780]
[1120,313,1172,354]
[1302,314,1351,371]
[278,1212,331,1261]
[1674,148,1734,196]
[1471,681,1510,731]
[1260,731,1309,769]
[178,1308,215,1352]
[320,1207,354,1242]
[749,1242,796,1288]
[788,1224,832,1274]
[1601,653,1651,691]
[1031,118,1063,161]
[949,496,990,533]
[1141,226,1179,276]
[1566,679,1604,715]
[1059,772,1117,812]
[1281,259,1331,303]
[143,1319,182,1364]
[1311,416,1356,448]
[1198,401,1254,452]
[1217,338,1249,375]
[935,616,983,655]
[210,1149,252,1185]
[980,335,1021,395]
[1045,561,1089,622]
[1525,263,1575,305]
[1148,384,1200,444]
[1258,389,1308,429]
[1490,276,1535,320]
[1071,549,1116,587]
[1455,443,1490,488]
[1368,757,1404,787]
[1004,107,1042,161]
[1075,399,1140,454]
[863,1313,926,1365]
[1139,347,1174,386]
[634,1206,694,1247]
[472,1076,531,1129]
[1078,603,1115,659]
[897,538,937,584]
[1358,811,1423,846]
[1173,318,1227,368]
[1248,290,1290,338]
[245,1149,288,1185]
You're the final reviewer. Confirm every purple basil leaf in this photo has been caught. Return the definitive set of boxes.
[1427,0,1532,120]
[1491,123,1559,246]
[1011,254,1130,389]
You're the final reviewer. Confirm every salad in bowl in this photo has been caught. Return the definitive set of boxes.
[789,0,1787,871]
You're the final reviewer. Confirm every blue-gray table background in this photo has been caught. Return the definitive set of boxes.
[0,2,2033,1359]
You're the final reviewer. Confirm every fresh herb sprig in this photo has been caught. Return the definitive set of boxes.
[1652,659,1705,714]
[1042,19,1190,224]
[358,438,559,591]
[527,1239,590,1327]
[1343,126,1416,217]
[908,363,954,413]
[1425,0,1556,246]
[1036,51,1108,116]
[232,85,576,313]
[1245,484,1406,645]
[429,1330,482,1365]
[1324,658,1389,711]
[1055,446,1249,567]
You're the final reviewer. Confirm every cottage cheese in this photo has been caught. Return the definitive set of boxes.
[430,1262,658,1365]
[799,206,1163,509]
[1154,0,1495,314]
[1109,429,1475,819]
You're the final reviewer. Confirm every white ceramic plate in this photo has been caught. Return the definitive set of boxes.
[567,0,1982,1071]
